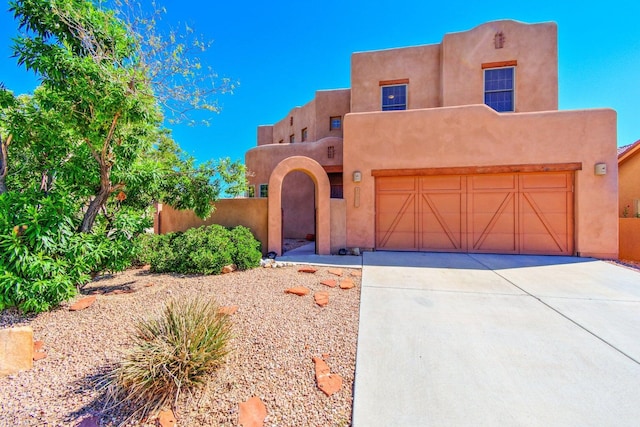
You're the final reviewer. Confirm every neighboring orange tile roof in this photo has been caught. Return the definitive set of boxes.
[618,140,640,158]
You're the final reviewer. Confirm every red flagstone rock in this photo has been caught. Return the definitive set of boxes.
[339,279,355,290]
[238,396,267,427]
[218,305,239,316]
[314,292,329,307]
[33,340,44,352]
[33,351,47,361]
[144,282,154,287]
[76,416,100,427]
[69,296,96,311]
[157,409,176,427]
[298,266,318,274]
[141,264,151,271]
[312,356,343,396]
[350,270,362,277]
[285,287,310,296]
[322,352,330,360]
[320,279,337,288]
[328,268,343,277]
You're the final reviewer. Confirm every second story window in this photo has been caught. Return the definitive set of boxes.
[301,128,308,142]
[484,67,515,112]
[289,134,295,144]
[330,116,341,130]
[381,84,407,111]
[246,185,255,198]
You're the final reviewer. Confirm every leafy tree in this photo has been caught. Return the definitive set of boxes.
[0,0,247,312]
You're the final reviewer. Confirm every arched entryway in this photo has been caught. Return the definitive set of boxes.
[268,156,331,255]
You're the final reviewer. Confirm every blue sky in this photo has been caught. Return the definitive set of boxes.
[1,1,639,165]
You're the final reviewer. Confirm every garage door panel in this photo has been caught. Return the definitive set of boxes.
[520,173,569,189]
[376,192,417,250]
[521,233,570,254]
[420,175,464,191]
[377,176,417,191]
[419,187,465,251]
[470,174,517,190]
[472,233,518,253]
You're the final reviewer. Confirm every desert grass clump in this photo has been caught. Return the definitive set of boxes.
[102,297,232,419]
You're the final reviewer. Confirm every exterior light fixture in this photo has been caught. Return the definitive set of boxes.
[594,163,607,175]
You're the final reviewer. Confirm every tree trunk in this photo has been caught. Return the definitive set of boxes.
[79,162,111,233]
[0,134,8,195]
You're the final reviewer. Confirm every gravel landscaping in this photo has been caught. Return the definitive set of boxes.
[0,264,362,426]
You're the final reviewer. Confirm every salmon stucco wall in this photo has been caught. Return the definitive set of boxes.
[330,198,347,253]
[618,149,640,216]
[260,89,350,145]
[351,43,441,112]
[441,20,558,112]
[343,105,618,258]
[155,199,268,254]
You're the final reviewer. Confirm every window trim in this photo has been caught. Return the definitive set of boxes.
[483,66,516,113]
[259,183,268,198]
[380,83,408,111]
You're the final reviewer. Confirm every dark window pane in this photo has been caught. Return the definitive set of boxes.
[484,67,514,112]
[382,85,407,111]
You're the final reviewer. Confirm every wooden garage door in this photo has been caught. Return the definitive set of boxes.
[376,172,574,255]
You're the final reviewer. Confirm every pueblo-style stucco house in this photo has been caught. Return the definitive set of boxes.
[245,20,618,259]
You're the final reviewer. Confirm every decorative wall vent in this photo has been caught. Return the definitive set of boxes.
[327,146,335,159]
[494,31,505,49]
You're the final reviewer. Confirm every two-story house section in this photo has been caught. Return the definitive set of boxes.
[246,20,618,259]
[245,89,350,240]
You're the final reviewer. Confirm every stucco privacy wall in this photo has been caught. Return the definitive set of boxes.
[619,219,640,261]
[441,20,558,111]
[155,199,268,254]
[343,105,618,258]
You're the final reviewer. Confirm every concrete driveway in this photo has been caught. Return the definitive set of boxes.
[352,252,640,426]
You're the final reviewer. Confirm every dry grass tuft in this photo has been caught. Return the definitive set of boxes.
[100,297,232,420]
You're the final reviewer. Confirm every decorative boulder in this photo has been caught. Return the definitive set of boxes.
[0,326,34,376]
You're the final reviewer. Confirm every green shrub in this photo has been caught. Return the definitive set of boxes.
[0,191,147,313]
[102,297,231,419]
[137,224,261,275]
[177,225,235,275]
[230,225,261,270]
[0,191,82,312]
